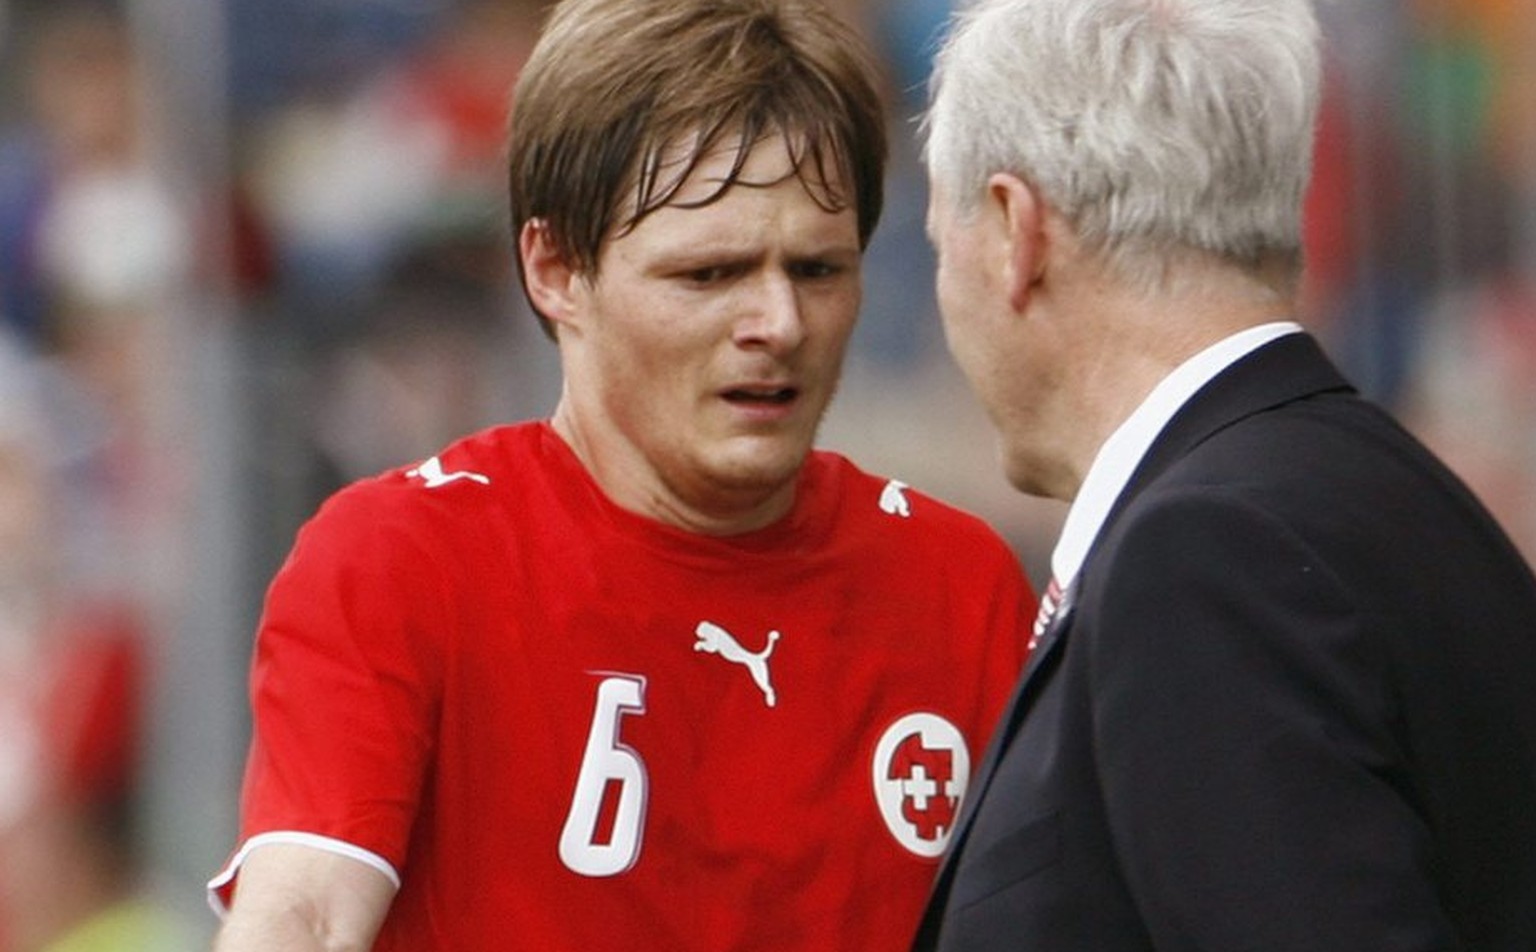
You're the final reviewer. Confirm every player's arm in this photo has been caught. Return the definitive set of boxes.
[213,843,396,952]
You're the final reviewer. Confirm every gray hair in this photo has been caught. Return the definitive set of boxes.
[925,0,1321,288]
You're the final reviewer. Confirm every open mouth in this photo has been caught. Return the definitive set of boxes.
[722,387,798,405]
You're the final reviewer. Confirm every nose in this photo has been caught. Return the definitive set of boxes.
[732,273,806,353]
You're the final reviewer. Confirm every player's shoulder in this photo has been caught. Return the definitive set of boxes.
[812,449,1013,554]
[392,423,532,494]
[309,423,538,538]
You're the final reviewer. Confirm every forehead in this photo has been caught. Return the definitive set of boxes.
[611,134,858,250]
[640,130,842,210]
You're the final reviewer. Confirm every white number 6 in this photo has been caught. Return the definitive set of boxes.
[559,675,648,876]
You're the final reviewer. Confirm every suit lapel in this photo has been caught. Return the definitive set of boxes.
[924,589,1075,902]
[965,600,1071,803]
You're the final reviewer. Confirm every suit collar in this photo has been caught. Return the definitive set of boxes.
[1108,331,1354,522]
[1053,323,1306,590]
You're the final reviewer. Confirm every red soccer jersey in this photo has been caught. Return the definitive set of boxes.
[210,422,1033,950]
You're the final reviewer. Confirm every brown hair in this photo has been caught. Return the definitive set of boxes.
[508,0,887,301]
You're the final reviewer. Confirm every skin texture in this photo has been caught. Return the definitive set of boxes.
[526,134,862,535]
[926,174,1288,503]
[214,844,394,952]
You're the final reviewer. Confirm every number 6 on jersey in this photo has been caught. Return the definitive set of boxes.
[559,675,649,876]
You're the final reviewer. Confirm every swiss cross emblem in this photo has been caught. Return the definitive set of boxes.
[872,713,970,857]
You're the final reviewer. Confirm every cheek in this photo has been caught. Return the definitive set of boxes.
[592,292,701,371]
[934,262,975,348]
[816,289,861,350]
[933,241,974,319]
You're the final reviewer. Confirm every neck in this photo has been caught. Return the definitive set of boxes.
[549,397,797,537]
[1045,260,1295,501]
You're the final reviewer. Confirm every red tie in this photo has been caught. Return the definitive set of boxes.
[1029,576,1064,651]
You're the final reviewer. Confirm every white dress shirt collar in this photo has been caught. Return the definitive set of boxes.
[1050,321,1304,592]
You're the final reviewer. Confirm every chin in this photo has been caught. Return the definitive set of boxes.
[1001,443,1052,499]
[711,435,813,490]
[1004,453,1075,502]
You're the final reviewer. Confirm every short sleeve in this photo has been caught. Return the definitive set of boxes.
[217,485,450,903]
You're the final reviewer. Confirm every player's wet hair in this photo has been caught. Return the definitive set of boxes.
[508,0,887,334]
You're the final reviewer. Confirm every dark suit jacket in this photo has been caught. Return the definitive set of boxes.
[914,334,1536,951]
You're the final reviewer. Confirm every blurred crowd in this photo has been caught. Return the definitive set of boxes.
[0,0,1533,948]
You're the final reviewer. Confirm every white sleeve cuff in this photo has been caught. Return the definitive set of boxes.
[206,830,402,918]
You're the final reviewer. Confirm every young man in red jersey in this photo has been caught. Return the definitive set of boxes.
[209,0,1035,948]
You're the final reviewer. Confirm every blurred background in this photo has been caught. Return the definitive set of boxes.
[0,0,1532,947]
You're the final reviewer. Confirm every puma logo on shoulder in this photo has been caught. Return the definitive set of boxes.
[407,456,490,489]
[879,479,912,518]
[694,621,779,707]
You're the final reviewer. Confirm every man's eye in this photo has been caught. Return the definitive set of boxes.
[681,265,736,284]
[790,261,845,280]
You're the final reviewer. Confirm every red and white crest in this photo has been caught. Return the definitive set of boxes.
[871,713,970,857]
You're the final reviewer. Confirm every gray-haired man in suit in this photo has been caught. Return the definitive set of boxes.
[915,0,1536,949]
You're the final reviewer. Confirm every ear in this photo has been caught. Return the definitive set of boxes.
[986,173,1046,313]
[518,218,583,331]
